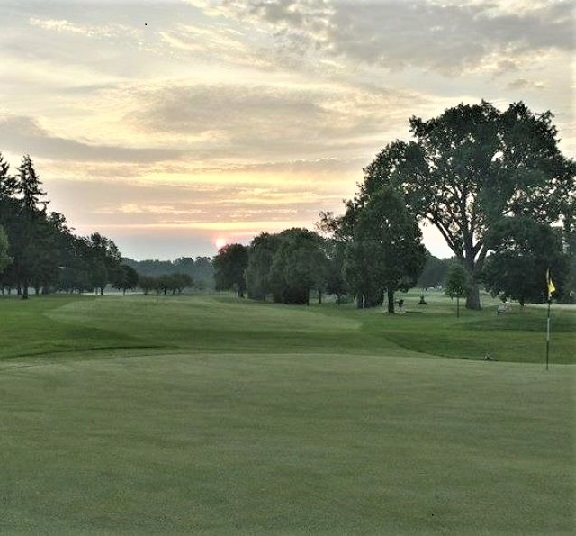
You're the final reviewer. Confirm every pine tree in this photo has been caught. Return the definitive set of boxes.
[0,152,17,200]
[16,154,48,215]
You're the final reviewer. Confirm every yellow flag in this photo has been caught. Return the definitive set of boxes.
[546,269,555,299]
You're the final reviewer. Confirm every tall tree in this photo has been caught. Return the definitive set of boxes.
[322,238,348,305]
[111,264,140,295]
[245,230,329,304]
[559,184,576,302]
[16,155,48,214]
[268,228,329,305]
[213,243,249,297]
[361,101,574,309]
[245,233,279,301]
[0,225,11,276]
[12,155,49,298]
[345,186,427,312]
[0,152,17,200]
[0,154,17,289]
[87,232,122,294]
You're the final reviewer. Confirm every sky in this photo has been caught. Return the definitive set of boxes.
[0,0,574,260]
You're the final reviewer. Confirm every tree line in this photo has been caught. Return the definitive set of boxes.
[2,101,574,307]
[122,257,214,291]
[214,219,427,312]
[214,101,575,310]
[0,153,130,297]
[0,153,203,297]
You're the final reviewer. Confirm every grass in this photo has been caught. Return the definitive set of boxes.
[0,293,574,534]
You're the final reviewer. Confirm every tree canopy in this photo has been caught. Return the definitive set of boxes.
[359,101,575,309]
[482,218,568,306]
[0,152,122,296]
[213,243,249,297]
[245,229,329,305]
[445,262,469,318]
[0,225,11,275]
[344,186,427,311]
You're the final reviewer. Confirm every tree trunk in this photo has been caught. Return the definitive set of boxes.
[387,289,395,314]
[463,255,482,310]
[465,280,481,310]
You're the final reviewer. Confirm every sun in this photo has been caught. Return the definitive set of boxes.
[214,237,228,250]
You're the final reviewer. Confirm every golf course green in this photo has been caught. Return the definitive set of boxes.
[0,293,574,534]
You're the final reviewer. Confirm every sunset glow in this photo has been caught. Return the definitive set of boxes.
[0,1,572,260]
[214,238,228,251]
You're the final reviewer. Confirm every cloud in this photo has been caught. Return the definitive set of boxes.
[45,175,347,250]
[128,82,423,161]
[0,115,184,163]
[217,0,574,75]
[28,16,137,39]
[507,78,546,90]
[158,22,277,70]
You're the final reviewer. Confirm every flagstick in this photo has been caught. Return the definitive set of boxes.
[545,299,551,370]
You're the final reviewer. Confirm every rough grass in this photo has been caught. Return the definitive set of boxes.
[0,293,574,534]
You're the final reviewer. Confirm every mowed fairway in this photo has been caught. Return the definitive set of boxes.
[0,294,574,534]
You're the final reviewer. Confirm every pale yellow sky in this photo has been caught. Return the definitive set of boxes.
[1,0,573,259]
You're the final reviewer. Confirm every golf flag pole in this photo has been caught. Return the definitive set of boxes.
[545,300,551,370]
[545,269,555,370]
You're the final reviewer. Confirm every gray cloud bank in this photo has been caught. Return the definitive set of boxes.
[226,0,574,73]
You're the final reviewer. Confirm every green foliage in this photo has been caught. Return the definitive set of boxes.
[137,273,193,295]
[445,262,469,317]
[483,218,568,305]
[445,263,469,299]
[16,154,48,214]
[322,239,348,304]
[213,243,248,296]
[0,152,17,199]
[360,101,575,310]
[269,228,329,305]
[246,229,329,304]
[0,152,124,296]
[417,253,452,288]
[245,232,278,300]
[160,273,193,295]
[124,256,214,289]
[137,274,158,295]
[344,186,427,311]
[111,264,140,294]
[0,225,11,274]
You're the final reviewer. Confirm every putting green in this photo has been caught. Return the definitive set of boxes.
[0,349,573,534]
